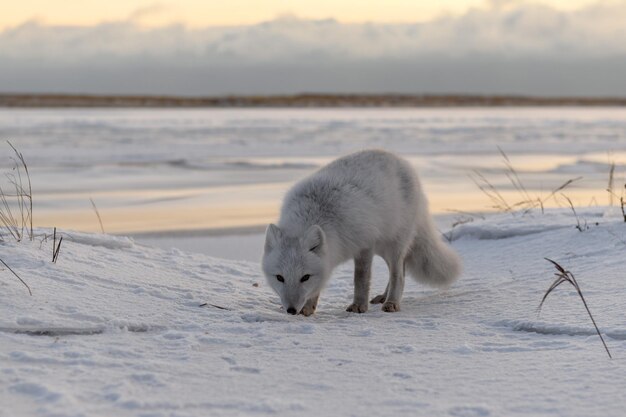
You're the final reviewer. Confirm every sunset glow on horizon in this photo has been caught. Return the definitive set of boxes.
[0,0,611,29]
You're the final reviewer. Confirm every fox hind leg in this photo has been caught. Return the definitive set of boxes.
[381,256,405,313]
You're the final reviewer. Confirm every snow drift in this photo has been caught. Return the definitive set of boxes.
[1,208,626,416]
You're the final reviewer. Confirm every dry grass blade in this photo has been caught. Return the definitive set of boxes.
[469,171,512,212]
[7,141,33,240]
[471,147,581,216]
[0,257,32,296]
[605,185,626,223]
[607,159,615,206]
[542,177,583,206]
[52,227,63,263]
[0,187,20,240]
[544,257,566,273]
[90,198,105,234]
[53,237,63,263]
[0,142,34,241]
[538,276,569,311]
[444,209,486,220]
[498,146,532,204]
[38,232,49,249]
[539,258,612,359]
[442,215,475,243]
[561,193,587,231]
[198,302,231,310]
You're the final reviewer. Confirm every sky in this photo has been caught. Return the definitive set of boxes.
[0,0,608,28]
[1,0,625,96]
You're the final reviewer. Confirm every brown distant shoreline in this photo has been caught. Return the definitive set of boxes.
[1,93,626,108]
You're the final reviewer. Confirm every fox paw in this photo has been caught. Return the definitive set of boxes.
[382,301,400,312]
[370,294,386,304]
[299,305,317,317]
[346,303,368,313]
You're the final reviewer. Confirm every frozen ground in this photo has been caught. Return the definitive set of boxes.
[1,108,626,234]
[1,207,626,417]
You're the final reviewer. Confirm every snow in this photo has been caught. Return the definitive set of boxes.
[135,232,266,262]
[2,208,626,417]
[2,107,626,415]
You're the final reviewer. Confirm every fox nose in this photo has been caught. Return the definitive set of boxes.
[287,307,297,315]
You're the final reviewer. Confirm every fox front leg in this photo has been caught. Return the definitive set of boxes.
[346,249,373,313]
[300,294,319,316]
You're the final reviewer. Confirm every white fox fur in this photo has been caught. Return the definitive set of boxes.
[262,149,461,315]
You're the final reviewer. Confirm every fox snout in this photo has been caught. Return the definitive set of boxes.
[279,289,309,316]
[283,299,305,315]
[281,295,307,315]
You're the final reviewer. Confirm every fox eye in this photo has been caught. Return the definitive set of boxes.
[276,275,284,283]
[300,274,311,283]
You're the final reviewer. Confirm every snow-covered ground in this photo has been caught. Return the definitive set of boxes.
[2,107,626,416]
[2,208,626,417]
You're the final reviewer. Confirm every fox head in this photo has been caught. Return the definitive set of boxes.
[261,224,329,315]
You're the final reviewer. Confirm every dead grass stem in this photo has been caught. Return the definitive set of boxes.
[52,227,63,263]
[561,194,588,231]
[470,147,581,216]
[90,198,105,234]
[0,257,32,296]
[0,142,33,241]
[540,258,612,359]
[608,158,616,206]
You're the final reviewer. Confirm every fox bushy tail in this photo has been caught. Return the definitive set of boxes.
[405,219,462,288]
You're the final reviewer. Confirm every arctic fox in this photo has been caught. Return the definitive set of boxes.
[262,150,461,315]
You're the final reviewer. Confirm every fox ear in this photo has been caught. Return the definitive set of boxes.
[265,224,282,252]
[303,225,325,254]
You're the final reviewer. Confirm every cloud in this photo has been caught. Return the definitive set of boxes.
[127,3,170,21]
[487,0,526,9]
[1,1,625,95]
[127,3,180,27]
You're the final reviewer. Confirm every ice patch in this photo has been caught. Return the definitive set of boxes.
[497,320,626,340]
[447,208,612,241]
[10,383,61,402]
[226,160,319,170]
[240,312,288,323]
[65,231,135,250]
[448,406,491,417]
[0,323,162,337]
[165,158,318,171]
[386,344,416,354]
[0,327,105,336]
[230,366,261,374]
[450,222,568,241]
